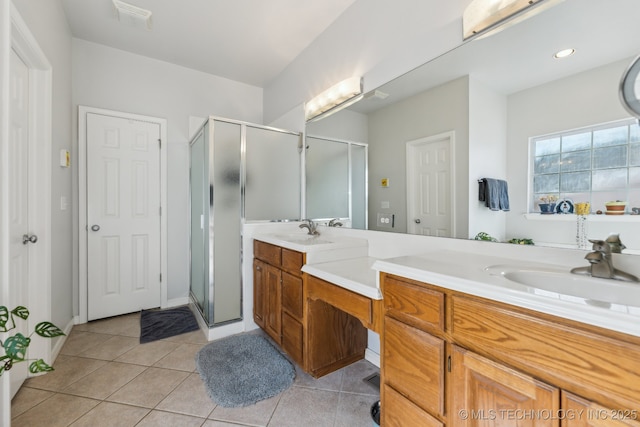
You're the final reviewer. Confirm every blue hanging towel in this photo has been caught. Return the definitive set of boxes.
[480,178,510,211]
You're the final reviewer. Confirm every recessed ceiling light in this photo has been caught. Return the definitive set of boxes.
[113,0,152,30]
[554,48,575,59]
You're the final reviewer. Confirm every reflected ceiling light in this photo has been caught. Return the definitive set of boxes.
[463,0,564,40]
[305,77,363,122]
[113,0,153,30]
[553,48,575,59]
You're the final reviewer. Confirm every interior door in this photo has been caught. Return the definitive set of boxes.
[8,48,31,397]
[407,133,453,237]
[86,113,161,320]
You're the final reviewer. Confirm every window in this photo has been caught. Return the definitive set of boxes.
[531,119,640,212]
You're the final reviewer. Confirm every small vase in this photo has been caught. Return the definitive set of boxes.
[539,203,556,214]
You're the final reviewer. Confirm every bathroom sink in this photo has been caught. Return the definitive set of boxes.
[486,265,640,307]
[271,234,334,246]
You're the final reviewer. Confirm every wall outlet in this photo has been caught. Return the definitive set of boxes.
[377,213,394,228]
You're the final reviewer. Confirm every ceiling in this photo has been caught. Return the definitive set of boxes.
[61,0,357,87]
[351,0,640,114]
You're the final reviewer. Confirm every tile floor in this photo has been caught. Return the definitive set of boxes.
[11,312,380,427]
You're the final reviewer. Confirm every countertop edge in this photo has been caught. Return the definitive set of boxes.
[373,259,640,338]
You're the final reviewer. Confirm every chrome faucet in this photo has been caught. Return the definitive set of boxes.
[570,238,639,282]
[328,218,343,227]
[299,219,319,236]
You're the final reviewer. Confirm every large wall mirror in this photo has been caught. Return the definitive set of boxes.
[306,0,640,253]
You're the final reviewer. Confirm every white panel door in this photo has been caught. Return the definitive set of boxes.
[8,49,31,397]
[86,113,161,320]
[407,133,453,237]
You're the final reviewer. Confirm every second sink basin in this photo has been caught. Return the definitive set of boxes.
[486,265,640,308]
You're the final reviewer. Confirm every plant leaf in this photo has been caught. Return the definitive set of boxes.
[0,306,8,332]
[29,359,54,374]
[34,322,65,338]
[11,306,29,320]
[4,333,30,361]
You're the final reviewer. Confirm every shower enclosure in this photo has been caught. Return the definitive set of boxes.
[189,117,301,327]
[305,135,368,229]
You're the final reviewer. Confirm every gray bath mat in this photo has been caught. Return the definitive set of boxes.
[195,334,295,407]
[139,306,199,344]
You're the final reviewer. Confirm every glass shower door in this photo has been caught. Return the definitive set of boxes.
[190,126,208,321]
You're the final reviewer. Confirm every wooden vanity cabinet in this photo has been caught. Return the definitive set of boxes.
[253,240,305,364]
[380,272,640,427]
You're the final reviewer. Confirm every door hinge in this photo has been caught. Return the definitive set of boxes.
[160,273,162,282]
[159,206,162,216]
[447,355,452,372]
[158,138,161,148]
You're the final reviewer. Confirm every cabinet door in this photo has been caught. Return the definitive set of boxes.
[282,271,303,319]
[253,259,266,328]
[282,312,304,367]
[264,263,282,344]
[562,392,640,427]
[383,316,444,417]
[451,345,560,426]
[383,384,443,427]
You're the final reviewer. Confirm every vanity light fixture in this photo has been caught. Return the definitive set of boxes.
[113,0,153,30]
[553,48,575,59]
[305,76,363,122]
[463,0,564,40]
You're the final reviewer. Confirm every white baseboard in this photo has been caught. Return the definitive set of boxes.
[51,317,75,363]
[166,297,189,308]
[205,321,245,341]
[365,348,380,368]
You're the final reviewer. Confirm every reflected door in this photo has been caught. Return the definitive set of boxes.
[407,132,454,237]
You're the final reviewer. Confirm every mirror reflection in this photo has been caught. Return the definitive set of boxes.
[306,0,640,252]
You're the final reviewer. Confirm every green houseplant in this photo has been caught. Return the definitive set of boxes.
[0,305,65,376]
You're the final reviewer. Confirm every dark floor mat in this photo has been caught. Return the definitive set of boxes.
[139,306,200,344]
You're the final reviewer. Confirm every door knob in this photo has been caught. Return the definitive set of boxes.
[414,219,421,224]
[91,225,100,232]
[22,234,38,244]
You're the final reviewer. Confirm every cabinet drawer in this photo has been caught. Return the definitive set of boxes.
[384,275,444,333]
[307,275,373,328]
[254,240,281,266]
[282,272,303,319]
[383,384,443,427]
[451,295,640,411]
[561,391,640,427]
[383,316,444,417]
[282,248,303,274]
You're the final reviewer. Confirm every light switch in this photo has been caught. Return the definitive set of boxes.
[381,201,390,209]
[60,196,68,211]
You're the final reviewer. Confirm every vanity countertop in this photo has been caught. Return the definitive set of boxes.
[302,257,381,300]
[252,233,368,264]
[373,250,640,338]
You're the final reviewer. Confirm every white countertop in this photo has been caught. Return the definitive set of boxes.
[373,250,640,338]
[302,257,381,300]
[250,227,640,338]
[253,232,367,254]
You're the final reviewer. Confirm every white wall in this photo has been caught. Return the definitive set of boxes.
[306,109,368,143]
[263,0,467,124]
[468,77,508,241]
[367,76,470,237]
[72,39,263,303]
[12,0,73,333]
[506,57,639,248]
